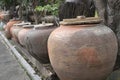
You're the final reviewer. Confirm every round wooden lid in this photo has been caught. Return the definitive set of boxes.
[60,16,103,25]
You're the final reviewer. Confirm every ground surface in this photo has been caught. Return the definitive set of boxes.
[0,36,30,80]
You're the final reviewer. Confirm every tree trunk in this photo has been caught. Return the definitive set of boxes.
[59,0,95,21]
[93,0,120,70]
[32,0,39,24]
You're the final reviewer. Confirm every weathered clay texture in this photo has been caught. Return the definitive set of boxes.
[48,24,118,80]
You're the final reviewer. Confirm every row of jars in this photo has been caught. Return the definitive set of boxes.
[2,16,118,80]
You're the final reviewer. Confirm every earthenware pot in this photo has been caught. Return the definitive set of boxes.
[25,23,57,63]
[18,25,34,46]
[10,22,31,42]
[5,19,21,39]
[48,17,118,80]
[10,25,23,42]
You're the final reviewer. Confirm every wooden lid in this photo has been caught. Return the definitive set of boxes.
[60,16,103,25]
[33,23,54,30]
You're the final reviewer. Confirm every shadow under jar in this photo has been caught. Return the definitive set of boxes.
[48,17,118,80]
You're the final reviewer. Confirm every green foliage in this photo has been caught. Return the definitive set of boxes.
[0,0,15,9]
[35,3,59,16]
[51,4,59,15]
[35,6,44,12]
[44,4,52,12]
[0,0,64,16]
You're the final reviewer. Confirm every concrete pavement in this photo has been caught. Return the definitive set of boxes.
[0,35,31,80]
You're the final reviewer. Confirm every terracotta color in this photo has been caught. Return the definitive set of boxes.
[25,26,57,64]
[5,20,21,39]
[18,27,33,46]
[48,24,118,80]
[10,26,23,42]
[0,14,5,20]
[0,12,5,20]
[0,12,10,21]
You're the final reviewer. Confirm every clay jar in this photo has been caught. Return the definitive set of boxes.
[0,14,5,20]
[25,24,57,64]
[0,13,6,20]
[0,14,10,21]
[5,19,21,39]
[48,18,118,80]
[18,25,34,47]
[10,22,31,43]
[10,25,23,42]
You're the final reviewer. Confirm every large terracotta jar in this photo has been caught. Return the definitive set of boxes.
[0,14,5,20]
[0,11,10,21]
[5,19,21,39]
[0,14,10,21]
[10,25,23,42]
[48,17,118,80]
[0,13,6,20]
[10,22,31,42]
[25,24,57,64]
[18,25,34,47]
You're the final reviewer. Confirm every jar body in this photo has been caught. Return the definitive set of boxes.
[25,27,56,64]
[48,24,118,80]
[18,27,33,46]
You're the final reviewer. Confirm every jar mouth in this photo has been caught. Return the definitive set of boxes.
[60,16,103,26]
